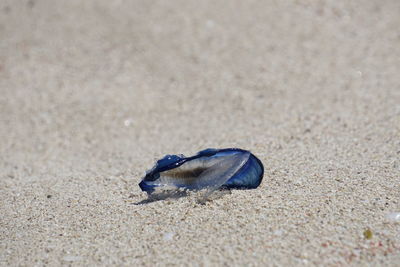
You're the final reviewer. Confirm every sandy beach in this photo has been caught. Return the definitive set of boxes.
[1,0,399,265]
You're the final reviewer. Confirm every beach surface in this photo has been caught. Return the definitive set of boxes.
[1,0,399,265]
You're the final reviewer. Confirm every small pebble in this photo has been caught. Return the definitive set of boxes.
[363,229,373,240]
[124,118,134,127]
[63,255,82,262]
[163,232,174,241]
[273,229,284,236]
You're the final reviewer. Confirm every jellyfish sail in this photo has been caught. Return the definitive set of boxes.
[139,148,264,195]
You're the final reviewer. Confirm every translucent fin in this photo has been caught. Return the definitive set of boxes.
[195,152,250,200]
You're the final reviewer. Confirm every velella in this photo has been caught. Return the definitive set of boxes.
[139,148,264,195]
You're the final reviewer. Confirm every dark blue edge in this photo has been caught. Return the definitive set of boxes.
[139,148,264,193]
[222,153,264,190]
[138,180,157,193]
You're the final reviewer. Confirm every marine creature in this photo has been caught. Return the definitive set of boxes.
[139,148,264,195]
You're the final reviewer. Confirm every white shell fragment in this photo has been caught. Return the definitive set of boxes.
[386,212,400,222]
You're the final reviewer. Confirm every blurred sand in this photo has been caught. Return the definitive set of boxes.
[1,0,399,265]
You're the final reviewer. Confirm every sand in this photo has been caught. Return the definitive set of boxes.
[1,0,399,266]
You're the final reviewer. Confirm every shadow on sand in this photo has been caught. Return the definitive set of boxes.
[134,189,233,205]
[134,190,189,205]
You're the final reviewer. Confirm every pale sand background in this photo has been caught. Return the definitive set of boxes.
[1,0,400,266]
